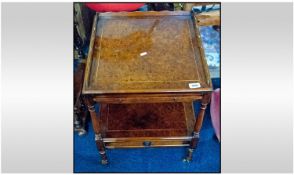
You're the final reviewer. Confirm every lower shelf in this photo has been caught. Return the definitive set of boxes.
[100,102,195,148]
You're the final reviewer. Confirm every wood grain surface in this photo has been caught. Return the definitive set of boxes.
[83,11,212,94]
[100,102,195,138]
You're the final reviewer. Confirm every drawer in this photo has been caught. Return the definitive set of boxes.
[104,139,190,148]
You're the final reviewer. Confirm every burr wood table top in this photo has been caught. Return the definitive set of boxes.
[83,11,212,95]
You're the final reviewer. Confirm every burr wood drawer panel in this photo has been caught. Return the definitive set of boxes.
[104,137,191,148]
[94,93,203,104]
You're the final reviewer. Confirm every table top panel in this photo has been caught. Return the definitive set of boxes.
[83,11,212,94]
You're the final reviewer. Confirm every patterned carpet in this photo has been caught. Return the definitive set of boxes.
[200,26,220,78]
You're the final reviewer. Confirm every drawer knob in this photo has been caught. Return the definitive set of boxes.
[143,141,152,147]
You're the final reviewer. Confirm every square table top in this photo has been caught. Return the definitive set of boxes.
[83,11,212,95]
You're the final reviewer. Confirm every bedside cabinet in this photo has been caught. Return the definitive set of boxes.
[82,11,212,164]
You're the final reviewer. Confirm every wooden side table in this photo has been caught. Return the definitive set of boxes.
[82,11,212,165]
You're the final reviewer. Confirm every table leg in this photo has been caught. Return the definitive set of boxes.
[74,107,87,136]
[84,96,108,165]
[74,97,87,136]
[95,133,108,165]
[184,94,211,162]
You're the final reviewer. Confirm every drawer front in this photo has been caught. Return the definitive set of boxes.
[104,140,190,148]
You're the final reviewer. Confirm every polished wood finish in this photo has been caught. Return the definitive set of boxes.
[100,102,195,138]
[101,102,195,149]
[83,11,211,95]
[184,94,211,162]
[83,96,108,164]
[105,140,190,148]
[82,11,212,164]
[94,93,202,104]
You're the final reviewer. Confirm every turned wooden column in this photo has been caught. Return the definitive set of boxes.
[184,94,211,162]
[74,96,87,136]
[74,61,88,136]
[83,95,108,165]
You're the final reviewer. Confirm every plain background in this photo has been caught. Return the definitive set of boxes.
[1,2,293,173]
